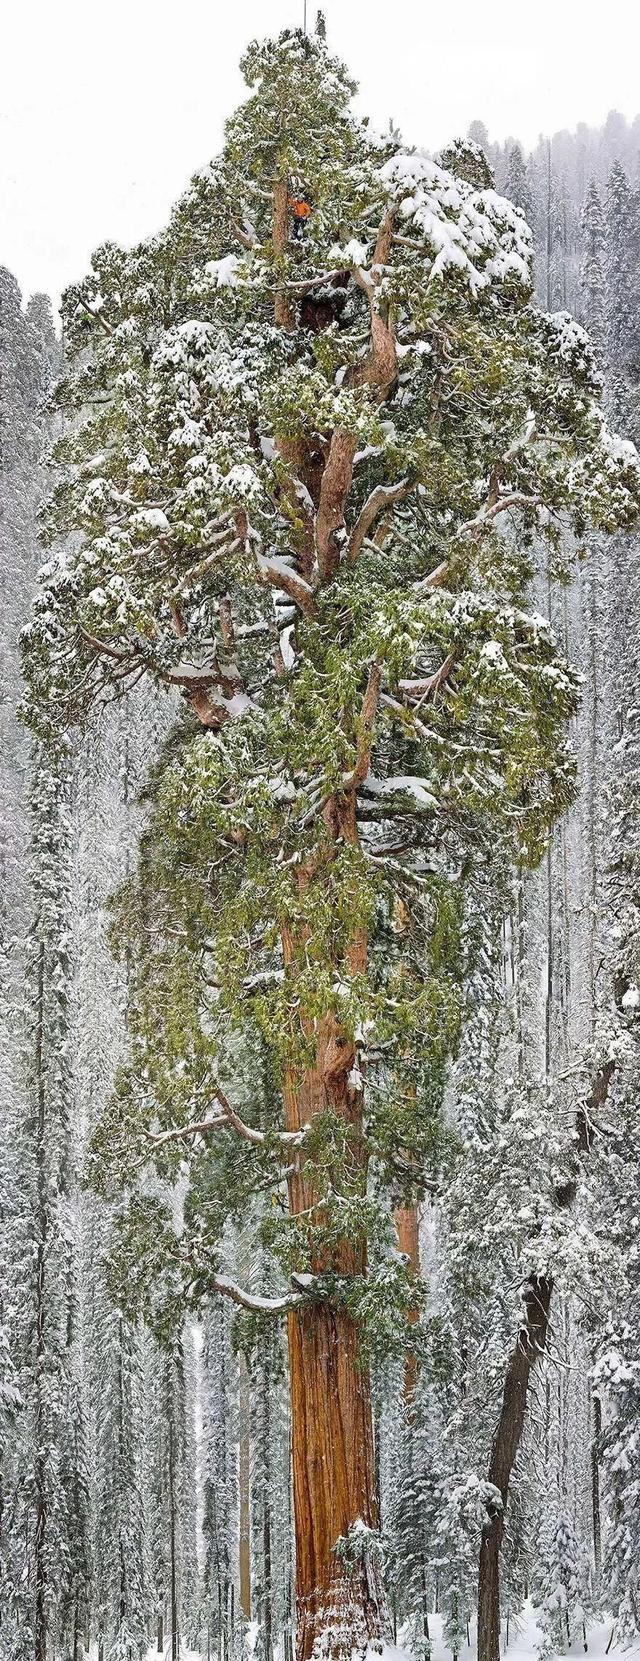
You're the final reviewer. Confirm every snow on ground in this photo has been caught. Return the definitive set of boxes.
[140,1607,640,1661]
[408,1607,640,1661]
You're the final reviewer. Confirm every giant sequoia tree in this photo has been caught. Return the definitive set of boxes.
[22,27,640,1661]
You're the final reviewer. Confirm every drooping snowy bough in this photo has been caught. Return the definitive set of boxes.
[22,27,640,1661]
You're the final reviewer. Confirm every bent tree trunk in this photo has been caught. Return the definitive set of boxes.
[477,1063,614,1661]
[477,1276,552,1661]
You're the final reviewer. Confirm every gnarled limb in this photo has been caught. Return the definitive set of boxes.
[214,1275,304,1314]
[460,491,543,539]
[397,652,457,704]
[147,1084,308,1153]
[349,209,398,397]
[347,478,413,564]
[315,212,400,582]
[79,624,250,726]
[316,430,358,580]
[256,552,317,616]
[342,663,383,790]
[147,1116,229,1146]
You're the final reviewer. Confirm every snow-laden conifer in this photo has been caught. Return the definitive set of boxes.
[21,25,640,1661]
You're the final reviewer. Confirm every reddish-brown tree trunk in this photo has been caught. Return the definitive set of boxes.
[395,1201,420,1404]
[288,1302,383,1661]
[284,1033,388,1661]
[273,177,294,331]
[282,794,389,1661]
[266,201,397,1654]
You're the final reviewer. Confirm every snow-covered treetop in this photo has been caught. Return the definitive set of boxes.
[21,26,640,1329]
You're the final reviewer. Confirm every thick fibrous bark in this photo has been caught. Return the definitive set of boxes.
[210,197,403,1661]
[273,178,294,332]
[316,431,358,581]
[288,1303,383,1661]
[271,214,396,1635]
[477,1276,553,1661]
[281,791,389,1661]
[395,1201,420,1404]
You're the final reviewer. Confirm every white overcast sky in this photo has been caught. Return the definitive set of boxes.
[2,0,640,310]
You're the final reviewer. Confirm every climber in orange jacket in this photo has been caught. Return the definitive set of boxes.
[289,193,312,240]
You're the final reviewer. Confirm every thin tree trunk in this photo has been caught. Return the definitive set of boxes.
[263,1492,273,1661]
[34,939,47,1661]
[546,141,552,312]
[284,1424,294,1661]
[262,1370,273,1661]
[238,1355,251,1622]
[169,1419,178,1661]
[477,1276,553,1661]
[591,1389,602,1580]
[73,1595,80,1661]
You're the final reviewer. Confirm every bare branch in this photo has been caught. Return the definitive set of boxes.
[233,221,257,251]
[460,492,542,539]
[147,1116,229,1148]
[79,627,130,663]
[285,269,350,295]
[413,560,449,596]
[212,1083,306,1150]
[347,479,413,564]
[76,296,114,337]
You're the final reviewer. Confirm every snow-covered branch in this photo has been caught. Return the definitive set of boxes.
[212,1275,304,1315]
[211,1084,307,1151]
[147,1116,229,1147]
[347,479,413,563]
[459,492,543,538]
[397,652,457,704]
[256,552,316,616]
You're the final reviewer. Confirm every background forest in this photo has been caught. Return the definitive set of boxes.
[2,46,640,1661]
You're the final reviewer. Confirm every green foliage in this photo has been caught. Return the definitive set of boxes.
[21,26,640,1346]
